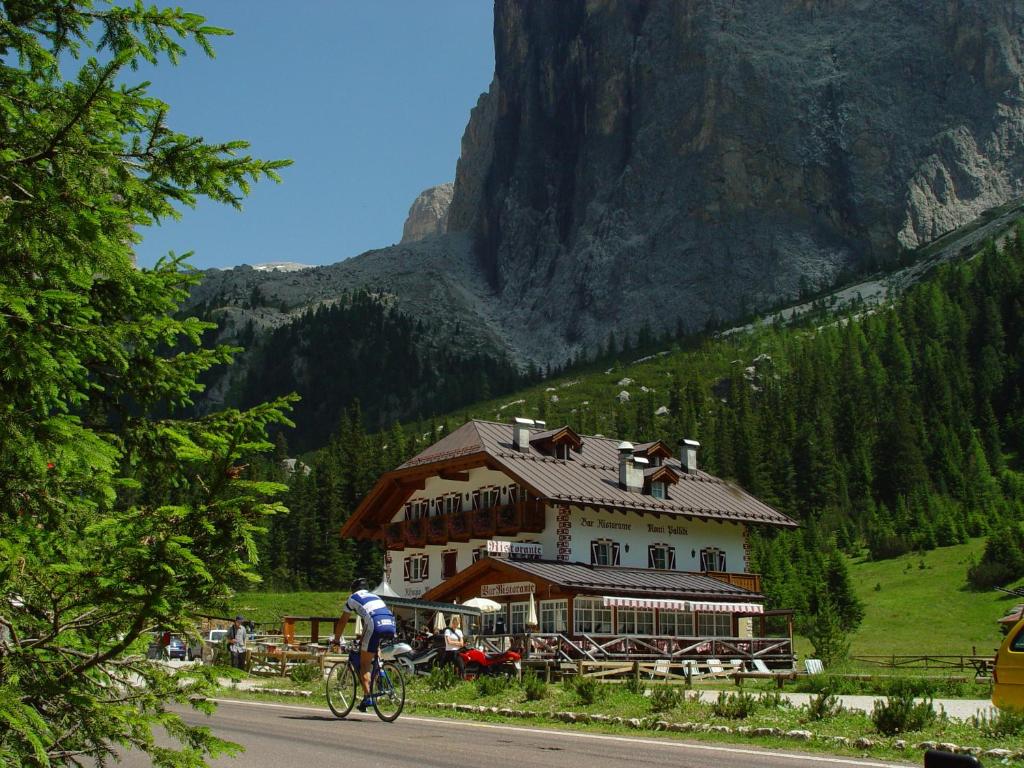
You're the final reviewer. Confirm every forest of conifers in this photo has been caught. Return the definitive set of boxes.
[243,226,1024,642]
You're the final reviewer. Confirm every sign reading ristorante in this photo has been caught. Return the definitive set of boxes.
[485,540,542,559]
[480,581,536,597]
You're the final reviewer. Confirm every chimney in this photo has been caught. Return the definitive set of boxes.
[618,441,644,492]
[512,417,534,453]
[680,438,700,474]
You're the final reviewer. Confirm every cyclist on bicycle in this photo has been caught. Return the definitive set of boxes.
[336,578,396,712]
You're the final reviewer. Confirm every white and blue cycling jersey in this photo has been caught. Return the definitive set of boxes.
[345,590,395,628]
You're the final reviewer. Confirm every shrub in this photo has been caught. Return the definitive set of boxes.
[572,676,601,705]
[649,686,683,713]
[712,691,758,719]
[871,689,936,735]
[806,602,851,667]
[972,707,1024,737]
[426,665,461,692]
[288,663,321,685]
[623,675,646,695]
[521,670,547,702]
[805,692,843,721]
[757,690,789,710]
[476,673,512,697]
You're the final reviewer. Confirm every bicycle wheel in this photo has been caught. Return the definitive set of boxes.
[371,661,405,722]
[326,662,358,718]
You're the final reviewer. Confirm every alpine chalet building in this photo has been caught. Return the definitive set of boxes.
[340,418,798,662]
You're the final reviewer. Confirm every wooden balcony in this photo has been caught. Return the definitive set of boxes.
[472,507,496,538]
[521,499,545,532]
[405,518,426,548]
[448,510,470,542]
[705,571,762,594]
[382,496,547,550]
[427,514,448,545]
[495,503,521,535]
[385,522,405,551]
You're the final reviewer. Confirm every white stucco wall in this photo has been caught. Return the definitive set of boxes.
[382,465,749,598]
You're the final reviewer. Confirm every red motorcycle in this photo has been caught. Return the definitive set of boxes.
[456,646,522,679]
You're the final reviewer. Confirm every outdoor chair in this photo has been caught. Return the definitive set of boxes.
[804,658,824,675]
[751,658,771,674]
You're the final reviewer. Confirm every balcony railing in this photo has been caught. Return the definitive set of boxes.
[705,571,762,594]
[384,498,546,550]
[405,517,426,548]
[472,506,496,538]
[427,514,448,545]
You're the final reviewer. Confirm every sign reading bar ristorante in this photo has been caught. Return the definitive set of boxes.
[480,581,536,598]
[486,540,543,559]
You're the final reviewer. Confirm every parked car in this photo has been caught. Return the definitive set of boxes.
[993,615,1024,709]
[207,629,230,644]
[165,634,190,661]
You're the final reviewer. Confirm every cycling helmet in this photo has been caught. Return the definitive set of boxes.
[350,577,369,593]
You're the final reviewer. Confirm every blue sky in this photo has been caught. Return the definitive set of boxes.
[129,2,494,270]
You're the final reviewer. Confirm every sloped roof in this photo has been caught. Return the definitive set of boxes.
[508,560,759,598]
[343,420,796,538]
[422,557,761,602]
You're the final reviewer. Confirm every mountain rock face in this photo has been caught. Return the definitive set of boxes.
[400,182,454,243]
[446,0,1024,356]
[190,0,1024,373]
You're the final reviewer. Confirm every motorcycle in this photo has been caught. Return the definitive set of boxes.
[456,646,521,679]
[379,639,415,675]
[385,631,443,675]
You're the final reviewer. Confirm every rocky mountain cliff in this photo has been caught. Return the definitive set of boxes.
[401,182,454,243]
[446,0,1024,358]
[187,0,1024,382]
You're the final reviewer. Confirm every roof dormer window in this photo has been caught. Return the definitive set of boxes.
[651,481,666,499]
[530,425,583,458]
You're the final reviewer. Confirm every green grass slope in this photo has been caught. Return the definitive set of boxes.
[847,539,1023,657]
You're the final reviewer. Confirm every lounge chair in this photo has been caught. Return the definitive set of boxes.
[804,658,824,675]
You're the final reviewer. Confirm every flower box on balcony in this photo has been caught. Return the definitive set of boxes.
[405,518,426,548]
[385,521,405,551]
[427,514,448,545]
[448,510,470,542]
[521,499,545,533]
[472,507,496,538]
[496,504,521,535]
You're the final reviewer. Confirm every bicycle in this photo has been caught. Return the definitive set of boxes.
[326,644,406,722]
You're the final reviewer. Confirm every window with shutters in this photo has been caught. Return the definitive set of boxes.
[699,547,727,572]
[404,554,429,583]
[590,539,620,566]
[444,494,460,514]
[647,543,676,570]
[441,550,458,579]
[573,597,613,634]
[480,486,500,508]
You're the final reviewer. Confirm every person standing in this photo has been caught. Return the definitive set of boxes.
[443,615,464,668]
[229,615,247,670]
[336,578,396,712]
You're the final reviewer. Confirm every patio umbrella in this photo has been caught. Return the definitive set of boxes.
[526,592,539,629]
[461,597,502,613]
[432,611,446,632]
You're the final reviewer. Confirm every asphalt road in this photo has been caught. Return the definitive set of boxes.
[116,698,917,768]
